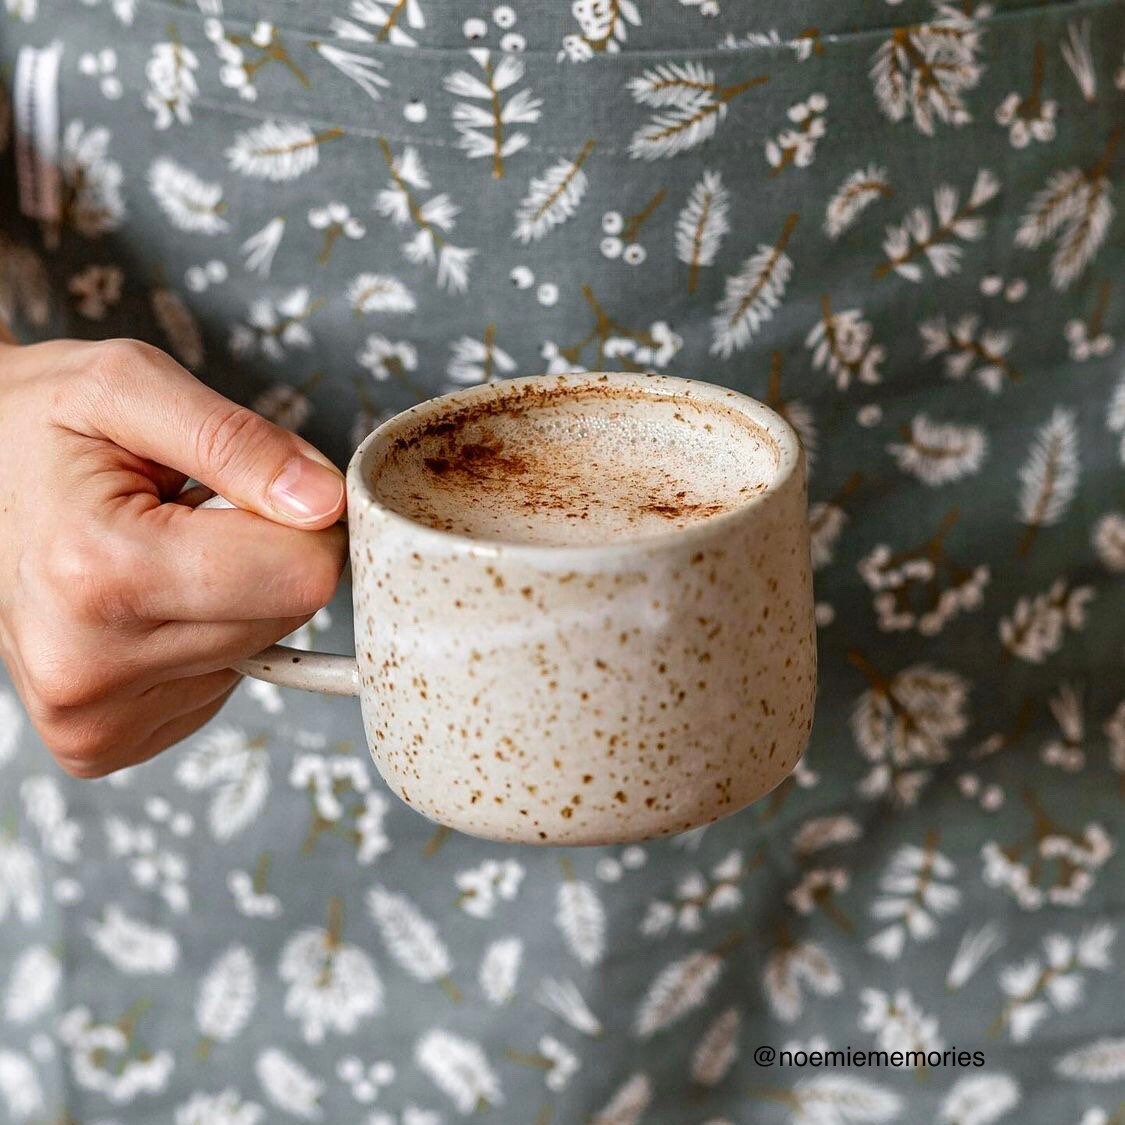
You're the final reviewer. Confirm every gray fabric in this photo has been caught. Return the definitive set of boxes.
[1,0,1124,1122]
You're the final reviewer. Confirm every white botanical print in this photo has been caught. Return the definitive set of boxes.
[947,924,1005,991]
[196,945,257,1057]
[1055,1038,1125,1082]
[919,314,1020,393]
[859,989,943,1062]
[534,978,603,1038]
[640,849,751,936]
[1016,408,1080,556]
[347,273,415,315]
[995,43,1056,148]
[478,938,521,1006]
[888,415,988,486]
[3,946,60,1025]
[290,752,391,864]
[175,725,270,841]
[176,1088,265,1125]
[556,863,606,967]
[766,94,828,174]
[0,689,23,769]
[255,1047,324,1121]
[228,856,283,919]
[747,1051,902,1125]
[144,36,199,127]
[999,579,1094,663]
[1092,512,1125,572]
[455,858,524,919]
[674,169,730,293]
[241,217,286,278]
[994,925,1115,1041]
[20,775,81,862]
[230,288,318,361]
[877,169,1000,282]
[444,50,542,178]
[514,140,596,243]
[227,121,343,182]
[982,792,1112,909]
[78,47,122,100]
[205,19,308,102]
[308,202,365,264]
[1015,133,1118,290]
[867,836,961,960]
[61,122,126,236]
[334,0,425,47]
[59,1003,175,1103]
[1041,682,1086,771]
[314,42,389,102]
[559,0,642,61]
[711,212,798,357]
[849,655,970,804]
[627,62,769,160]
[0,837,43,925]
[1060,19,1097,104]
[634,939,736,1038]
[859,511,989,635]
[806,296,884,389]
[938,1074,1020,1125]
[1064,280,1114,360]
[870,5,983,134]
[359,335,419,382]
[87,905,180,974]
[415,1029,503,1114]
[369,886,458,998]
[763,937,842,1023]
[446,329,516,386]
[149,157,229,234]
[280,898,383,1042]
[0,1050,43,1122]
[824,165,892,239]
[1110,372,1125,464]
[375,141,476,292]
[590,1073,651,1125]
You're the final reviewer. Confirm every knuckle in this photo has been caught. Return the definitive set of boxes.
[22,639,113,711]
[42,533,141,625]
[194,404,276,481]
[87,337,158,389]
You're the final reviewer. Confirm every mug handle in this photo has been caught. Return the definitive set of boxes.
[198,493,361,697]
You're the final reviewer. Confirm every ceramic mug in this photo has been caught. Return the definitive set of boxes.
[216,372,816,845]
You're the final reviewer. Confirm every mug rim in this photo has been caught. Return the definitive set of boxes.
[345,371,804,559]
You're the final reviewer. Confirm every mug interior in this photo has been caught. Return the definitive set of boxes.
[348,373,802,551]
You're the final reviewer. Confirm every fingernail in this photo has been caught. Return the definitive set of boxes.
[269,457,345,522]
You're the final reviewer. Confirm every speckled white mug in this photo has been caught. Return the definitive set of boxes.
[232,373,816,845]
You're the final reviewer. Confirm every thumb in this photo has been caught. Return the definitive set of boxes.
[68,339,345,529]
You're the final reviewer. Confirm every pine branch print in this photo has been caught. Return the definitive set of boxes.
[445,50,541,178]
[415,1029,503,1114]
[513,139,596,243]
[1016,131,1119,290]
[876,169,1000,281]
[255,1048,323,1121]
[1055,1037,1125,1081]
[711,212,798,357]
[226,120,343,181]
[825,166,893,239]
[148,156,228,234]
[938,1074,1021,1125]
[1017,408,1079,556]
[346,273,416,315]
[534,978,603,1036]
[870,8,984,135]
[375,138,476,292]
[690,1006,740,1086]
[559,0,642,61]
[312,42,389,101]
[889,415,988,486]
[195,945,256,1057]
[555,861,606,967]
[628,67,768,160]
[368,885,459,999]
[590,1073,651,1125]
[806,294,884,389]
[675,169,730,292]
[749,1074,902,1123]
[345,0,425,47]
[919,314,1020,393]
[478,938,521,1006]
[634,935,740,1038]
[1060,19,1097,103]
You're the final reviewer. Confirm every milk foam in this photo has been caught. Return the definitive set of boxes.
[370,386,780,546]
